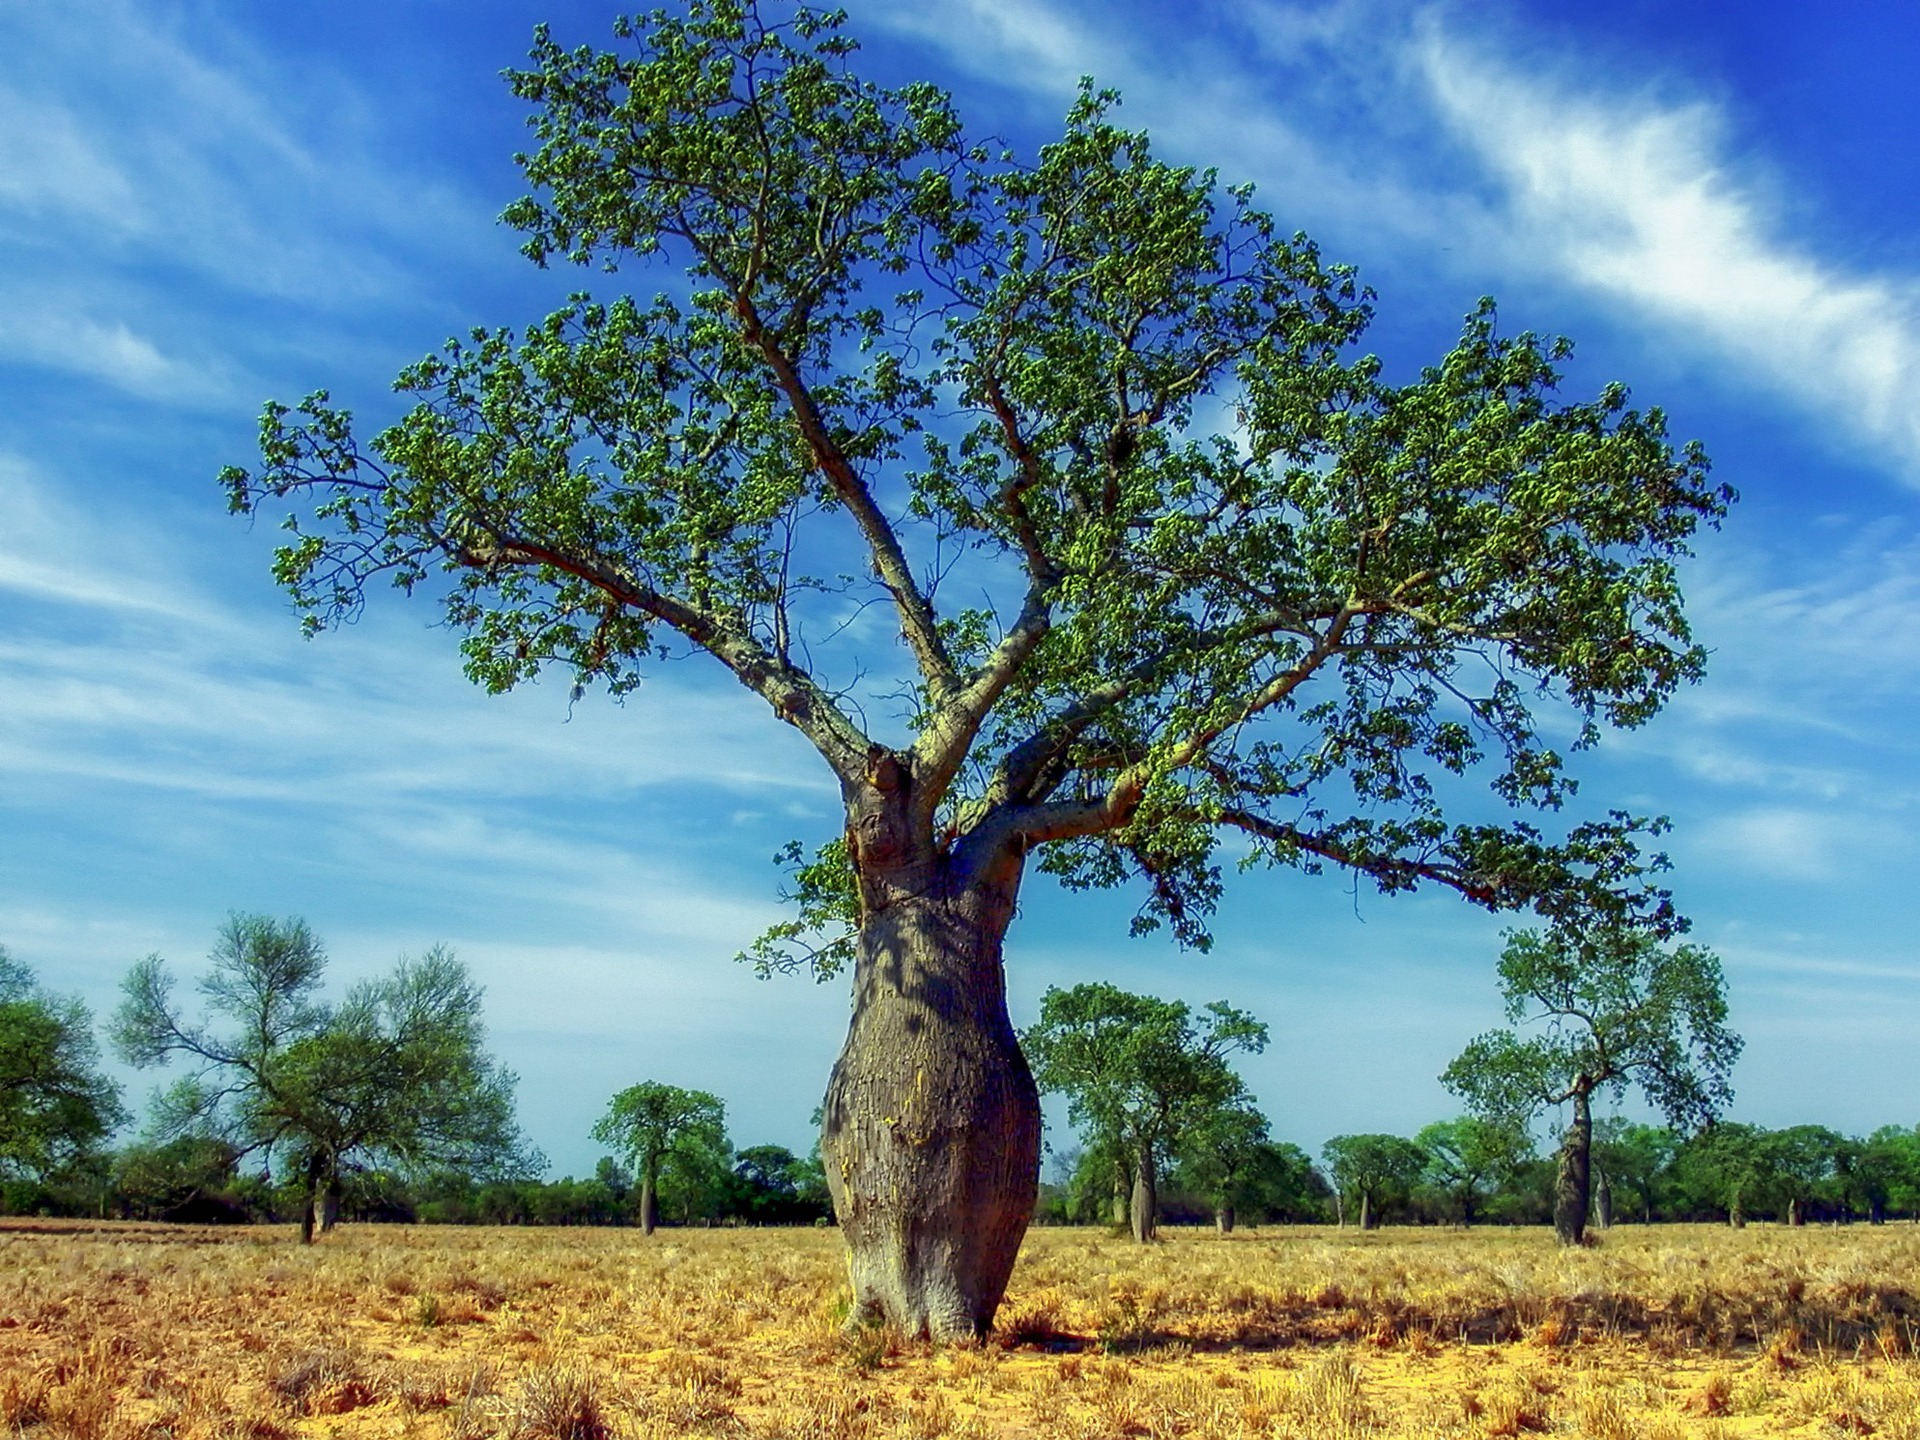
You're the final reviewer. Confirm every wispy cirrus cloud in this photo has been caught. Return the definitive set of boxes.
[1414,26,1920,480]
[0,0,507,409]
[854,0,1920,482]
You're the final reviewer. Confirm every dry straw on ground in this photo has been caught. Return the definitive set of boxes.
[2,1218,1918,1438]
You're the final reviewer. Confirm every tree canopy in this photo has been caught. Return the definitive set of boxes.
[1321,1133,1426,1230]
[224,0,1724,960]
[1415,1115,1533,1227]
[112,914,534,1242]
[0,947,125,1180]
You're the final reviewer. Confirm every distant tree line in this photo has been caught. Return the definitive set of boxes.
[4,924,1915,1236]
[0,921,833,1230]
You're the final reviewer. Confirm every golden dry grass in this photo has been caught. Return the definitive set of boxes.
[3,1218,1919,1438]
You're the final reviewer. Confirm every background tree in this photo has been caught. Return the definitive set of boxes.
[1026,984,1266,1242]
[1848,1126,1920,1223]
[113,915,533,1242]
[1241,1141,1334,1224]
[1442,924,1739,1246]
[1673,1122,1771,1226]
[1322,1133,1425,1230]
[108,1135,249,1223]
[222,0,1727,1336]
[0,947,125,1183]
[1173,1098,1269,1233]
[1415,1115,1532,1227]
[590,1082,727,1234]
[1764,1125,1841,1226]
[1591,1119,1676,1224]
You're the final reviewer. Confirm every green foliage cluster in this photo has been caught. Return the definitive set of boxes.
[1443,926,1740,1129]
[0,946,124,1183]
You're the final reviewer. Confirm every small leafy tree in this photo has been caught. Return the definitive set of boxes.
[1173,1099,1269,1233]
[1847,1126,1920,1223]
[220,0,1728,1335]
[1241,1141,1333,1224]
[1591,1119,1675,1224]
[1764,1125,1841,1226]
[590,1081,726,1234]
[1414,1115,1533,1227]
[1674,1122,1770,1226]
[113,915,533,1242]
[1321,1133,1425,1230]
[1025,984,1266,1242]
[1442,924,1739,1245]
[0,947,125,1181]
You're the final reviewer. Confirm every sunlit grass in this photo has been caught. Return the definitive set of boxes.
[3,1218,1919,1437]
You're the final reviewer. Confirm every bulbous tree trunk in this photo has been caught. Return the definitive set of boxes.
[638,1161,659,1236]
[1130,1146,1158,1244]
[1215,1204,1235,1235]
[320,1174,342,1233]
[1554,1087,1593,1246]
[822,768,1040,1340]
[1359,1192,1374,1231]
[1593,1168,1613,1230]
[1789,1196,1805,1227]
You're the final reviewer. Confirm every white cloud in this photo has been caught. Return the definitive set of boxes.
[1414,26,1920,478]
[0,454,838,816]
[0,0,508,409]
[854,0,1920,483]
[1692,806,1861,882]
[0,305,231,406]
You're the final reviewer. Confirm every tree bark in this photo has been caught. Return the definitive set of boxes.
[299,1185,317,1246]
[1215,1204,1235,1235]
[1553,1086,1593,1246]
[1593,1167,1613,1230]
[320,1173,342,1234]
[822,776,1040,1340]
[1789,1196,1805,1227]
[639,1162,658,1236]
[1130,1145,1158,1244]
[1359,1191,1374,1231]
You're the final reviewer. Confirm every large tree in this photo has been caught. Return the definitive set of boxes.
[0,947,125,1180]
[1443,924,1739,1246]
[1025,983,1266,1242]
[220,0,1727,1336]
[590,1081,727,1234]
[113,914,533,1242]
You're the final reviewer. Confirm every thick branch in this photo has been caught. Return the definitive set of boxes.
[733,296,959,706]
[463,529,872,780]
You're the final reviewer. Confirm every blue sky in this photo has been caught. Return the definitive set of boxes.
[3,0,1919,1180]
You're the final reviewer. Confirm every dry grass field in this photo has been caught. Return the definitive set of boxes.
[3,1219,1919,1439]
